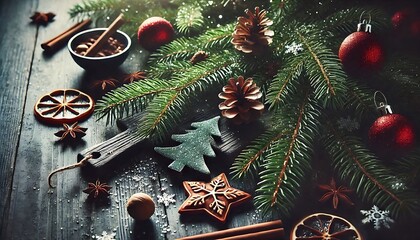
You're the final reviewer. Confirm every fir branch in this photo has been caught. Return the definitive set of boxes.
[149,24,234,66]
[266,57,304,110]
[68,0,118,20]
[138,55,236,142]
[148,60,193,79]
[149,38,198,65]
[95,79,175,123]
[342,79,376,119]
[270,0,301,15]
[296,28,347,107]
[323,124,420,219]
[175,4,204,35]
[255,92,320,216]
[231,130,288,180]
[393,148,420,188]
[197,23,235,49]
[139,90,186,143]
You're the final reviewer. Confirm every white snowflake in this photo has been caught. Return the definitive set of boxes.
[337,116,360,132]
[93,231,116,240]
[157,192,176,207]
[360,205,394,230]
[285,42,303,55]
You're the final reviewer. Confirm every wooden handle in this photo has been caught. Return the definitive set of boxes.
[78,128,144,168]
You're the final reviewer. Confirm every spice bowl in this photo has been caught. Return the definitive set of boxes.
[68,28,131,71]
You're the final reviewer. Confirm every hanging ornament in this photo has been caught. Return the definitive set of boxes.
[392,9,414,33]
[368,91,415,151]
[137,17,174,51]
[391,8,420,41]
[338,12,384,74]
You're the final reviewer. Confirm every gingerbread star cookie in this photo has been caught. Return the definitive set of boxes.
[178,173,251,222]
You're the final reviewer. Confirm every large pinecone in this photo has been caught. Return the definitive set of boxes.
[218,76,264,124]
[231,7,274,54]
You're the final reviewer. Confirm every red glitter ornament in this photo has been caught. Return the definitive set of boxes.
[338,17,384,74]
[137,17,174,51]
[391,9,420,40]
[369,92,415,150]
[391,9,414,31]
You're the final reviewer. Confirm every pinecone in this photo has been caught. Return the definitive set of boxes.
[231,7,274,54]
[190,51,209,65]
[218,76,264,124]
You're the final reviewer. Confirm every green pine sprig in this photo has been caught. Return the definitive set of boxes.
[254,91,320,216]
[138,57,236,142]
[175,4,205,35]
[323,123,420,219]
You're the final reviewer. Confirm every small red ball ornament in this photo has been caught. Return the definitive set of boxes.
[137,17,174,51]
[391,9,414,31]
[369,93,415,150]
[338,19,384,74]
[391,9,420,40]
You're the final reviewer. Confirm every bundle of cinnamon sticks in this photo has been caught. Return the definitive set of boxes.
[177,220,284,240]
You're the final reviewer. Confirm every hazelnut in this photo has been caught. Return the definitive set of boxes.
[126,193,155,221]
[75,44,89,52]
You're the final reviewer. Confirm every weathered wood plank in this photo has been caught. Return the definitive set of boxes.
[2,0,164,239]
[0,0,38,237]
[3,0,126,239]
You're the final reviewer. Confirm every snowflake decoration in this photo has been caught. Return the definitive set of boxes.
[93,231,116,240]
[337,116,360,132]
[360,205,394,230]
[285,42,303,55]
[157,192,176,207]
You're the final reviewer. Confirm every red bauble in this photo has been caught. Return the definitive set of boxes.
[137,17,174,51]
[391,9,414,31]
[369,114,415,150]
[338,31,384,73]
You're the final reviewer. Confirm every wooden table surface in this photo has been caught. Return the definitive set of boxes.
[0,0,417,240]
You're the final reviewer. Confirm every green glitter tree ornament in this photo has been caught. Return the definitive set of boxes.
[154,116,221,174]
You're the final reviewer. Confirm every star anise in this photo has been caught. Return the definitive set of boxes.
[318,178,354,209]
[54,122,87,141]
[91,78,119,92]
[83,180,112,199]
[30,12,56,25]
[122,71,147,84]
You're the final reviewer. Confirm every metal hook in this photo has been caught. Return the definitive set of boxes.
[358,11,372,32]
[374,91,392,115]
[359,11,372,24]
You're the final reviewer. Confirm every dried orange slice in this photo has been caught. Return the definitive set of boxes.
[34,89,94,124]
[291,213,362,240]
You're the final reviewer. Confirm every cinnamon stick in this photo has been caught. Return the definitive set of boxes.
[176,220,282,240]
[220,228,284,240]
[41,19,91,51]
[84,13,125,57]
